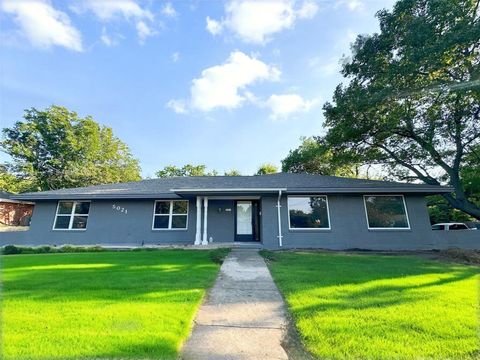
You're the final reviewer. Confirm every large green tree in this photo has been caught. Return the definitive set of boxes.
[155,164,218,177]
[1,106,141,191]
[322,0,480,219]
[256,163,278,175]
[282,137,361,177]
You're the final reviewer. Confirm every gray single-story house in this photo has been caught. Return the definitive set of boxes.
[2,173,479,249]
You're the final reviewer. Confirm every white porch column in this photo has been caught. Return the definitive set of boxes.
[202,196,209,245]
[194,196,202,245]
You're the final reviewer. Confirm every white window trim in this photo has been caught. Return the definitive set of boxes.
[52,200,90,231]
[287,195,331,231]
[152,200,189,231]
[363,195,411,230]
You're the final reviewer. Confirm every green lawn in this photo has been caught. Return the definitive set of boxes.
[1,250,223,360]
[265,252,479,359]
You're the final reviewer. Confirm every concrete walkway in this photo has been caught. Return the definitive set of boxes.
[181,249,289,360]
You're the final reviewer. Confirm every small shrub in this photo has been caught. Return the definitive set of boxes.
[1,245,106,255]
[210,248,231,264]
[259,249,278,262]
[2,245,22,255]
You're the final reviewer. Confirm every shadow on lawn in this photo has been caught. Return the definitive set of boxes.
[274,253,479,313]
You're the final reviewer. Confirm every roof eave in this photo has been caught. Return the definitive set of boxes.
[11,193,181,201]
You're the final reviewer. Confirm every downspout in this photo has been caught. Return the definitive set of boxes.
[277,190,283,247]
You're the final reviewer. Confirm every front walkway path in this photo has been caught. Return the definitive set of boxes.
[181,249,289,360]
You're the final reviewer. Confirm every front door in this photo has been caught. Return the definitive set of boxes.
[235,200,260,242]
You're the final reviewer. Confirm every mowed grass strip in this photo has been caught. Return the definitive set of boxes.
[266,252,479,359]
[2,250,223,360]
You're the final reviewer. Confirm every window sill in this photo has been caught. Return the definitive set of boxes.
[288,228,332,232]
[152,229,188,231]
[367,228,412,232]
[52,229,87,232]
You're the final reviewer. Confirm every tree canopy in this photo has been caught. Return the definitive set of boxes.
[256,163,278,175]
[282,137,361,177]
[321,0,480,219]
[1,106,141,191]
[155,164,219,177]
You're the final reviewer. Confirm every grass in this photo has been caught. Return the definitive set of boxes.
[264,251,479,359]
[1,249,226,360]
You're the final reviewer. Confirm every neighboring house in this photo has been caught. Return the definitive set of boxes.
[0,191,34,226]
[2,173,479,249]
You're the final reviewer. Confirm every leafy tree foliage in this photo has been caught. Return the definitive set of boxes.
[256,163,278,175]
[224,169,242,176]
[322,0,480,219]
[155,164,218,177]
[0,164,33,193]
[282,137,361,177]
[1,106,141,191]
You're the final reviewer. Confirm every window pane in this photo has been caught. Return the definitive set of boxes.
[74,202,90,214]
[172,201,188,214]
[54,216,70,229]
[365,196,409,228]
[432,225,444,230]
[153,215,169,229]
[288,197,329,229]
[171,215,187,229]
[57,201,73,214]
[72,216,88,229]
[155,201,170,214]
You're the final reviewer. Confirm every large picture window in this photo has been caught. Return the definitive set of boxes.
[288,196,330,230]
[53,201,90,230]
[364,195,410,229]
[153,200,188,230]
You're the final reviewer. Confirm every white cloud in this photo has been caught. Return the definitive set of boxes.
[266,94,318,119]
[1,0,82,51]
[136,20,155,43]
[190,51,280,111]
[167,51,280,113]
[346,0,364,11]
[171,52,180,62]
[335,0,364,12]
[206,16,223,35]
[79,0,155,43]
[297,0,319,18]
[206,0,319,44]
[79,0,153,21]
[166,99,188,114]
[100,26,113,46]
[161,2,177,18]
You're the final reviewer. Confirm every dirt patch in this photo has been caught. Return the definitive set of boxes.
[430,248,480,265]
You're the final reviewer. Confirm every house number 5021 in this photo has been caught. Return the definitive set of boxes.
[112,204,128,214]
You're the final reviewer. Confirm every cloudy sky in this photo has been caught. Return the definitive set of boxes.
[0,0,394,177]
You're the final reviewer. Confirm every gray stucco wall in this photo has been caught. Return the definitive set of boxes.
[260,194,480,250]
[1,194,478,250]
[0,199,198,247]
[207,200,235,243]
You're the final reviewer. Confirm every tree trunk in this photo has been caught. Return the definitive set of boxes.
[442,193,480,220]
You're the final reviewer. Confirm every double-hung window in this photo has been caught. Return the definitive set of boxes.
[53,201,90,230]
[288,196,331,230]
[364,195,410,229]
[153,200,188,230]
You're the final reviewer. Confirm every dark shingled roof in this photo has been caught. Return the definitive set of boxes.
[0,191,13,199]
[12,173,452,201]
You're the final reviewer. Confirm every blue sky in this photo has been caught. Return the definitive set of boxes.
[0,0,394,177]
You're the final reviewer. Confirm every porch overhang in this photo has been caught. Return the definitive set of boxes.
[170,188,287,197]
